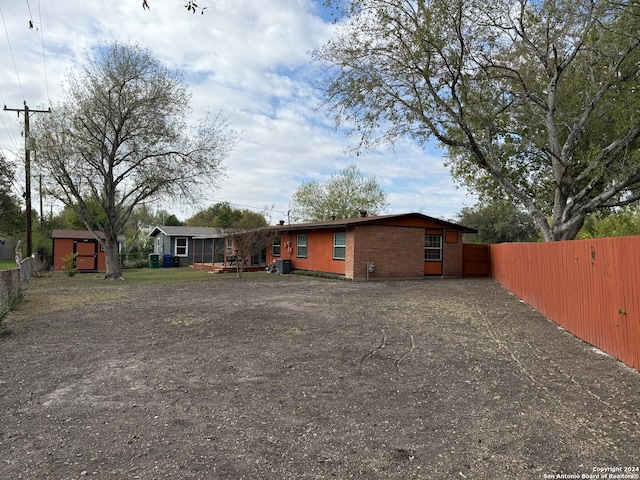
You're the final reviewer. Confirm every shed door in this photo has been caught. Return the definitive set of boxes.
[74,240,98,271]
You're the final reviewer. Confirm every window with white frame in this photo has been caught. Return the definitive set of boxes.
[333,232,346,260]
[425,234,442,261]
[272,237,281,256]
[297,234,307,258]
[175,237,188,257]
[226,238,233,256]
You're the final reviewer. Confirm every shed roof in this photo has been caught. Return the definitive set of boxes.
[51,229,126,242]
[271,213,477,233]
[149,226,227,238]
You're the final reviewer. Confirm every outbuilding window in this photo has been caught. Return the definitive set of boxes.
[297,234,307,258]
[175,237,188,257]
[425,234,442,261]
[333,232,346,260]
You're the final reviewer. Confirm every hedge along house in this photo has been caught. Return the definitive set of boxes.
[52,229,126,273]
[149,226,228,267]
[267,212,477,281]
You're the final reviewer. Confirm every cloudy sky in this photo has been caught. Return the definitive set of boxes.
[0,0,474,224]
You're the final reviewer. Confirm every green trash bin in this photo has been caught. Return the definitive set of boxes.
[148,254,160,268]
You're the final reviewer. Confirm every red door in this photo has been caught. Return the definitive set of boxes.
[74,240,98,271]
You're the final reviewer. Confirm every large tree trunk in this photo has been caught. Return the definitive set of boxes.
[103,234,123,280]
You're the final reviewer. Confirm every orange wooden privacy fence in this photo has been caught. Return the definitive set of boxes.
[490,237,640,370]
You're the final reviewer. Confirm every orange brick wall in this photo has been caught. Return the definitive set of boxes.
[344,230,355,278]
[349,225,424,281]
[267,223,466,280]
[443,237,463,277]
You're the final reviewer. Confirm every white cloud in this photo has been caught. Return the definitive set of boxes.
[0,0,472,224]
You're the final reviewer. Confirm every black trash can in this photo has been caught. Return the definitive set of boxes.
[172,256,180,267]
[277,259,291,274]
[162,254,173,268]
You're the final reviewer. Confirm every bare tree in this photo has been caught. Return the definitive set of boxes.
[35,42,237,279]
[226,211,272,278]
[227,228,274,278]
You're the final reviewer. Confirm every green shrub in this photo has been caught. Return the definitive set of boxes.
[122,257,149,269]
[61,252,78,277]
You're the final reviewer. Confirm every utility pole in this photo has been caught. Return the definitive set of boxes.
[39,172,44,232]
[3,103,50,257]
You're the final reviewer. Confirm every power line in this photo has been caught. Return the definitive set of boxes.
[226,201,286,214]
[198,196,288,214]
[36,0,50,102]
[24,0,34,23]
[0,109,18,150]
[3,103,50,257]
[0,146,26,196]
[0,3,28,160]
[0,3,26,102]
[0,103,21,153]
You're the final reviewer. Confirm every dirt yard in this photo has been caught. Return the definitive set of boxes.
[1,271,639,479]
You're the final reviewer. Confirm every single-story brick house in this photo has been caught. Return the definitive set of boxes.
[52,230,126,273]
[266,212,477,281]
[149,226,229,267]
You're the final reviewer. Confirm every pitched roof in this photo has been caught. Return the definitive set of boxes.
[270,213,477,233]
[52,229,105,240]
[148,226,227,238]
[51,229,126,242]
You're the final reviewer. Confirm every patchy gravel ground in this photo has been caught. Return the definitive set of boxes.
[1,271,639,480]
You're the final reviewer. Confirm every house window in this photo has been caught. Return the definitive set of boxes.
[297,234,307,258]
[175,237,188,257]
[252,249,266,266]
[272,237,281,257]
[156,237,162,254]
[333,232,346,260]
[425,234,442,261]
[226,238,233,256]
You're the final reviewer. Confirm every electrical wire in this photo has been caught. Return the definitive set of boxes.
[24,0,33,23]
[0,97,21,153]
[0,3,26,102]
[0,3,26,161]
[36,0,50,103]
[192,196,288,215]
[0,144,27,199]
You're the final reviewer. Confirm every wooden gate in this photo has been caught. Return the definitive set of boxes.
[462,244,490,277]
